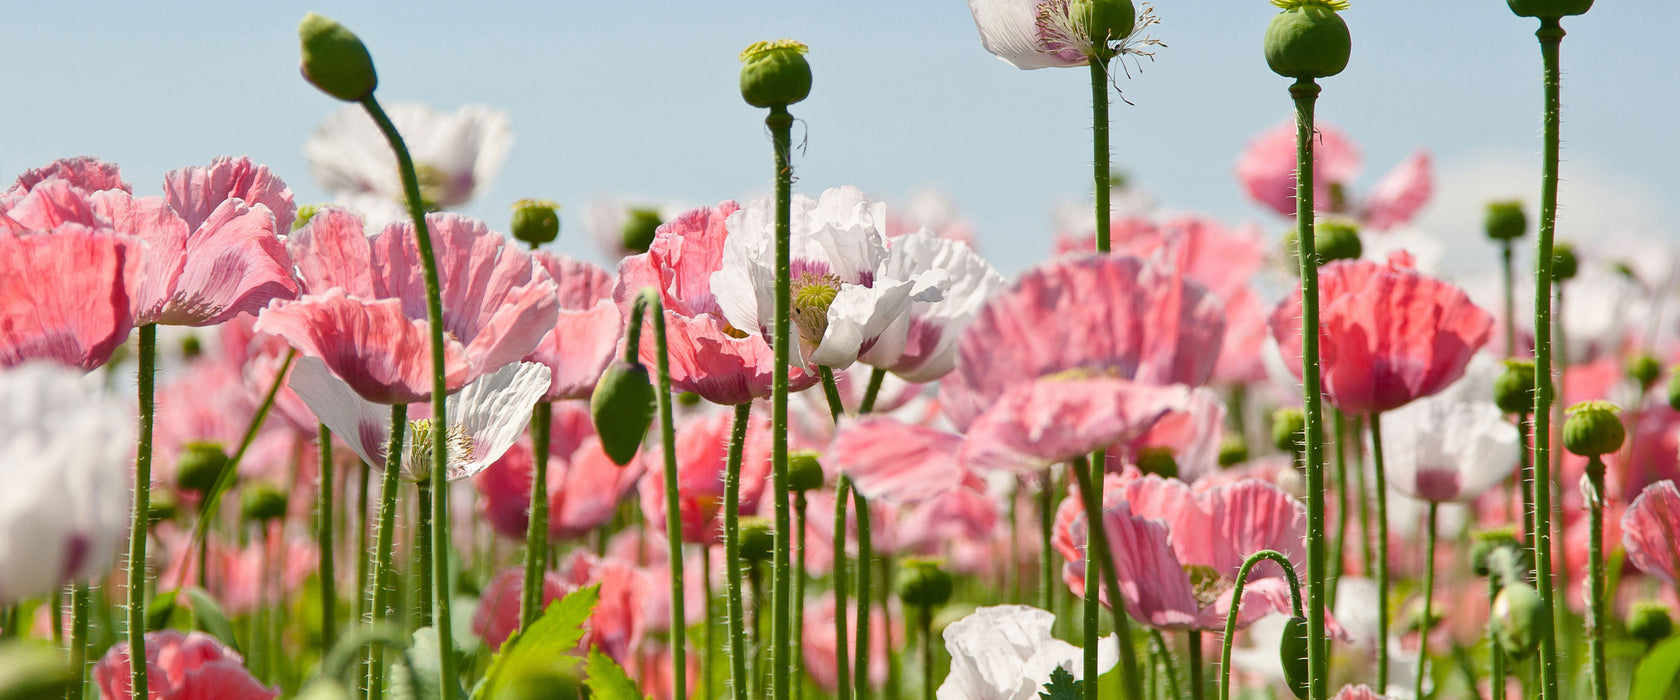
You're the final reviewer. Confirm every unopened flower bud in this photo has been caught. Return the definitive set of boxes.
[896,558,954,610]
[677,391,702,407]
[789,450,825,492]
[179,333,203,360]
[1272,408,1306,456]
[1550,242,1578,282]
[1628,602,1674,645]
[1264,1,1352,81]
[739,517,775,565]
[1135,447,1178,479]
[1563,400,1624,457]
[241,482,289,523]
[176,441,231,494]
[1279,616,1310,700]
[1218,437,1249,467]
[510,199,561,247]
[1493,583,1545,660]
[1508,0,1593,19]
[298,13,378,102]
[739,40,812,109]
[621,208,663,255]
[1484,200,1527,241]
[591,360,656,466]
[1493,360,1537,414]
[1630,354,1661,391]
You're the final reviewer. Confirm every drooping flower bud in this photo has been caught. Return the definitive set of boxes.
[1313,219,1362,264]
[1484,200,1528,241]
[1272,408,1306,456]
[1508,0,1593,19]
[620,208,663,255]
[788,450,826,492]
[895,558,954,610]
[739,517,775,565]
[298,13,378,102]
[240,482,290,523]
[1628,602,1674,645]
[1629,354,1661,391]
[1279,616,1310,699]
[510,199,561,247]
[739,40,812,109]
[1493,360,1537,414]
[1550,242,1578,282]
[1264,1,1352,81]
[1563,400,1625,457]
[176,442,231,494]
[1492,583,1545,659]
[591,360,656,466]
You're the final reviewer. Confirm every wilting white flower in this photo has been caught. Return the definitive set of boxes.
[0,362,131,603]
[937,605,1117,700]
[304,103,512,230]
[1383,392,1520,503]
[712,186,946,369]
[858,231,1004,383]
[289,357,548,482]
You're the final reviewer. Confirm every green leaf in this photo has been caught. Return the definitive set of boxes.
[471,585,599,700]
[146,589,179,632]
[1040,666,1083,700]
[394,627,466,700]
[585,647,648,700]
[183,586,241,655]
[1631,635,1680,700]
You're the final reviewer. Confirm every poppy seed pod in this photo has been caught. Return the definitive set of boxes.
[148,493,179,528]
[620,208,663,255]
[1550,242,1578,282]
[739,40,811,109]
[510,199,561,247]
[1272,408,1306,456]
[1667,369,1680,412]
[1629,354,1661,391]
[1563,400,1624,457]
[1264,1,1352,81]
[1628,602,1674,645]
[298,13,378,102]
[240,483,289,523]
[1279,616,1310,699]
[1508,0,1593,19]
[788,450,825,492]
[1135,447,1179,479]
[1493,583,1545,659]
[591,360,656,466]
[1484,200,1528,241]
[1493,360,1537,414]
[1469,528,1523,578]
[895,558,954,609]
[175,442,231,494]
[1314,219,1362,264]
[1083,0,1138,60]
[1218,437,1249,467]
[739,517,775,565]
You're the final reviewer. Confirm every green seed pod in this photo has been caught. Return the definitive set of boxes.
[1484,200,1528,241]
[179,333,203,360]
[1314,219,1362,264]
[1218,436,1249,467]
[1468,528,1522,577]
[509,199,561,247]
[739,517,775,566]
[175,441,231,494]
[1134,447,1178,479]
[788,450,826,492]
[298,13,378,102]
[1508,0,1593,19]
[1083,0,1138,60]
[1279,616,1310,700]
[1493,360,1537,414]
[1492,583,1545,660]
[1271,408,1306,456]
[148,492,179,528]
[677,391,702,407]
[1562,400,1625,457]
[621,208,663,255]
[739,40,812,109]
[590,360,657,466]
[1550,242,1578,282]
[1264,1,1352,81]
[895,558,954,610]
[1668,368,1680,412]
[241,482,290,523]
[1630,354,1662,391]
[1628,602,1674,645]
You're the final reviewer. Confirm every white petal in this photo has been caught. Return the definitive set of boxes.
[287,356,390,470]
[445,361,551,481]
[966,0,1086,70]
[810,280,918,368]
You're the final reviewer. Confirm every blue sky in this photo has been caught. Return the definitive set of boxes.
[4,2,1674,275]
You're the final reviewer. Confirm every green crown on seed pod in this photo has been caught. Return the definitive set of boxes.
[298,13,378,102]
[789,450,826,492]
[621,208,663,254]
[591,359,657,466]
[1629,602,1675,645]
[896,558,955,609]
[1492,583,1545,659]
[1508,0,1593,19]
[1468,528,1523,577]
[1264,1,1352,81]
[1550,242,1578,282]
[1493,360,1537,414]
[1563,400,1625,457]
[176,441,231,494]
[510,199,561,247]
[1279,616,1310,700]
[1484,200,1528,241]
[739,39,812,109]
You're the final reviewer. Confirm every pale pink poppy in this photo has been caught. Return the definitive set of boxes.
[155,523,317,616]
[640,409,773,545]
[802,592,901,693]
[93,630,277,700]
[5,156,128,198]
[1270,252,1493,415]
[0,177,106,232]
[1235,120,1431,232]
[940,253,1225,431]
[854,231,1004,383]
[615,201,815,405]
[164,156,297,237]
[1332,686,1386,700]
[1623,480,1680,588]
[1126,386,1227,483]
[0,226,133,370]
[961,377,1191,475]
[525,251,621,401]
[827,416,966,503]
[474,432,644,541]
[601,530,709,632]
[894,474,1002,568]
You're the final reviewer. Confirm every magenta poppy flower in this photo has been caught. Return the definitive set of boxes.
[524,251,621,401]
[940,253,1225,431]
[640,409,773,545]
[1623,480,1680,588]
[1235,120,1431,231]
[93,630,276,700]
[0,225,133,370]
[615,201,815,405]
[1269,252,1493,415]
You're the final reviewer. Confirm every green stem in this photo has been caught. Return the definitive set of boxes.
[1370,412,1391,691]
[51,590,62,644]
[1331,409,1349,607]
[724,403,754,700]
[879,555,898,700]
[834,477,853,700]
[704,545,716,700]
[1039,477,1055,625]
[318,424,337,654]
[415,481,434,628]
[1290,77,1330,700]
[69,584,89,700]
[354,459,371,694]
[521,401,553,630]
[367,404,408,700]
[768,104,796,700]
[853,489,873,700]
[1502,240,1517,357]
[1188,630,1203,700]
[1415,503,1439,700]
[793,494,808,700]
[1218,550,1306,700]
[1518,415,1534,550]
[1488,573,1506,700]
[361,94,456,700]
[1585,457,1608,700]
[645,290,689,700]
[859,368,887,415]
[1072,456,1142,699]
[1091,61,1111,254]
[1529,17,1565,700]
[819,367,845,423]
[919,606,935,700]
[1152,629,1181,697]
[127,323,157,700]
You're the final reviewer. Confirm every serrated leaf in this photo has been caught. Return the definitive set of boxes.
[183,586,241,655]
[1630,635,1680,700]
[471,584,598,700]
[585,646,648,700]
[1040,666,1083,700]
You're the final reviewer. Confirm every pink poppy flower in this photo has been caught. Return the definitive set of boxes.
[894,474,1002,568]
[164,156,297,238]
[615,201,815,405]
[474,430,645,541]
[640,409,773,545]
[1270,252,1493,415]
[960,377,1191,475]
[0,226,134,370]
[1126,386,1227,483]
[157,523,317,616]
[940,253,1225,431]
[1623,480,1680,588]
[93,630,277,700]
[5,156,128,198]
[827,416,967,503]
[472,555,649,662]
[525,251,621,401]
[1333,686,1386,700]
[802,592,901,693]
[1235,120,1431,231]
[0,177,106,232]
[257,210,558,404]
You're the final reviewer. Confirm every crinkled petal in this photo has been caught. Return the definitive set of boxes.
[829,417,965,503]
[961,377,1189,474]
[255,290,469,404]
[164,155,297,234]
[0,227,133,371]
[1624,480,1680,588]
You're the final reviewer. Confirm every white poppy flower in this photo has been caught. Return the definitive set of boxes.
[304,103,513,230]
[1383,393,1520,503]
[858,230,1004,382]
[288,357,549,482]
[712,186,946,369]
[0,362,131,603]
[966,0,1162,71]
[937,604,1117,700]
